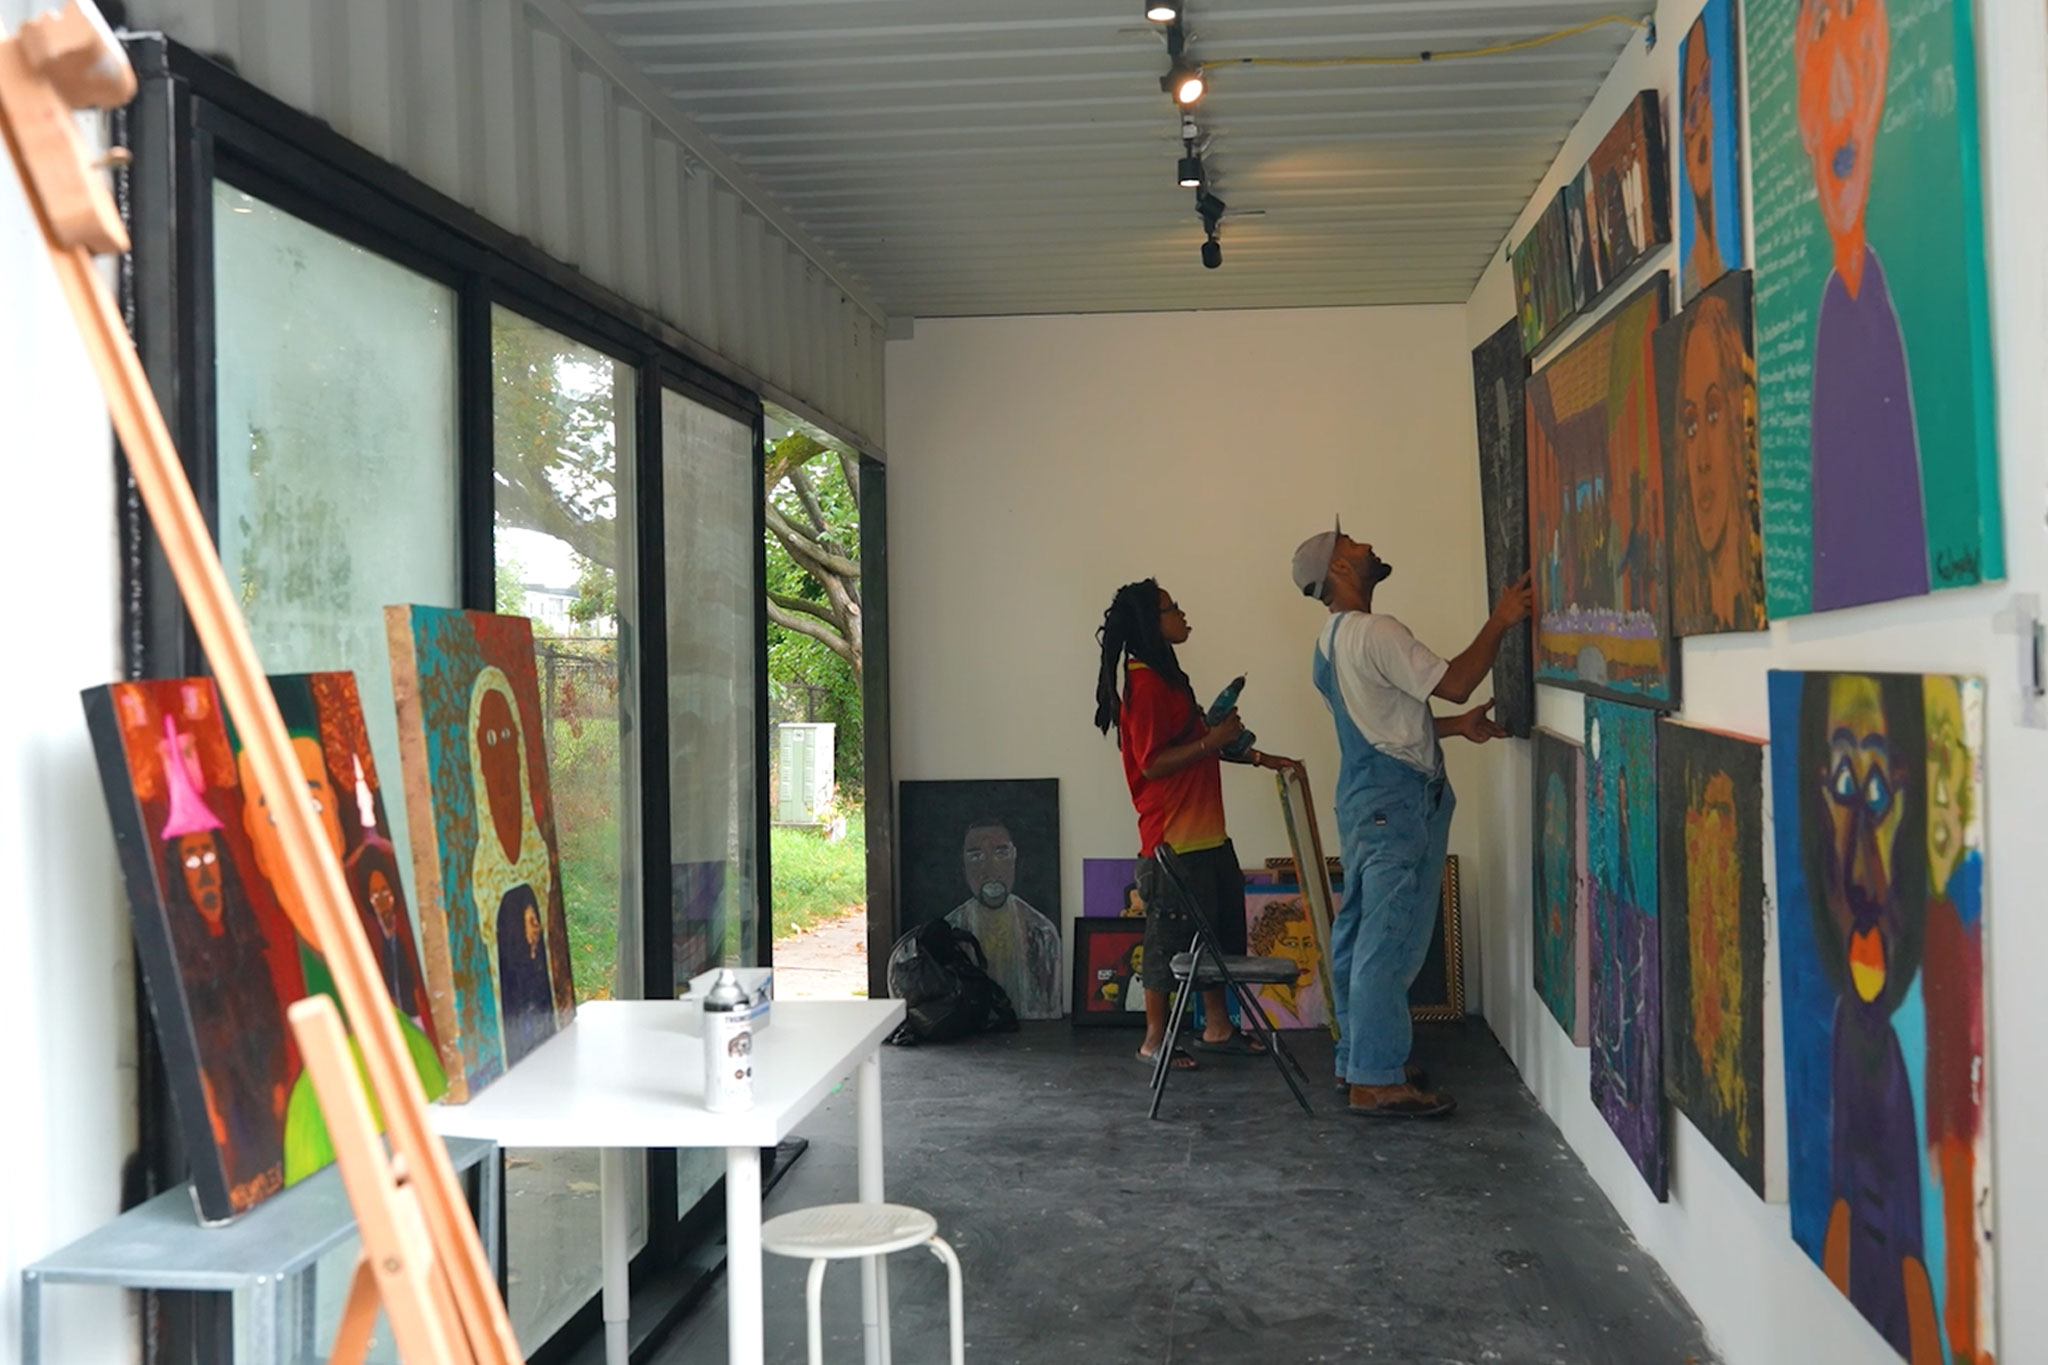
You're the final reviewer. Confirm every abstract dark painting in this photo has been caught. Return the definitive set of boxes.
[1533,728,1588,1045]
[1768,671,1992,1362]
[1585,698,1665,1199]
[1528,275,1677,706]
[1573,91,1671,302]
[1470,319,1533,735]
[1655,271,1765,636]
[1656,719,1766,1197]
[1512,187,1580,356]
[387,607,578,1101]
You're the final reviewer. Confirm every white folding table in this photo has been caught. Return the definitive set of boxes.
[429,997,906,1365]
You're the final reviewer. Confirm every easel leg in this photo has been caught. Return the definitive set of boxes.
[727,1144,765,1365]
[601,1147,631,1365]
[327,1257,380,1365]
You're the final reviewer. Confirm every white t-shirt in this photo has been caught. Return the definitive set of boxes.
[1317,612,1449,775]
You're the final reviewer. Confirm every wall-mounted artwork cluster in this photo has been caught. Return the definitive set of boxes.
[1488,1,2003,1359]
[1511,91,1672,357]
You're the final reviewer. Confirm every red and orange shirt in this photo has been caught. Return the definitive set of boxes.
[1119,661,1227,858]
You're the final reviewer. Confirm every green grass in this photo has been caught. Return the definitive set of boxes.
[771,810,867,940]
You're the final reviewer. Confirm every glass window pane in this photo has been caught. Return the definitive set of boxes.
[491,306,645,1351]
[663,388,759,1220]
[212,182,459,882]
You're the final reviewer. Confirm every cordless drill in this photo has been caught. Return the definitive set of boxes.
[1204,675,1257,760]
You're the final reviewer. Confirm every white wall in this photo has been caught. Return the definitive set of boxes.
[0,29,138,1359]
[1467,2,2048,1363]
[884,306,1504,1007]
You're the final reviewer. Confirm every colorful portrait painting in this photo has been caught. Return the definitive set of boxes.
[387,607,577,1101]
[1656,271,1765,637]
[1585,699,1665,1199]
[898,778,1063,1020]
[1471,320,1534,736]
[1656,720,1767,1199]
[1527,276,1677,706]
[1082,857,1144,918]
[1533,729,1589,1046]
[1768,671,1992,1363]
[1245,882,1327,1030]
[1071,919,1146,1027]
[83,674,447,1223]
[1679,0,1746,301]
[1748,0,2002,616]
[1574,91,1672,300]
[1512,187,1580,355]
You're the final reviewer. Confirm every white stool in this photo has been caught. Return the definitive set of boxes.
[760,1202,964,1365]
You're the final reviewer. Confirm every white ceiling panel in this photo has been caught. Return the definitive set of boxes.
[566,0,1644,317]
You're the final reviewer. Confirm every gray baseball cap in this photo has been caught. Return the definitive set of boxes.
[1290,516,1343,599]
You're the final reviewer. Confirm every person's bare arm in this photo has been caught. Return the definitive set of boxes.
[1433,571,1533,704]
[1141,711,1243,780]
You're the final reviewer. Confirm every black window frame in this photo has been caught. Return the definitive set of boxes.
[115,34,780,1364]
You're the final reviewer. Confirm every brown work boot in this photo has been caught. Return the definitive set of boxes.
[1346,1082,1456,1119]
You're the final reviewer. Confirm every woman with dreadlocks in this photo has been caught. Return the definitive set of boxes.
[1096,578,1295,1070]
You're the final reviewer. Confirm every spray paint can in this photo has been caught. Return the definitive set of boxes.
[702,968,755,1113]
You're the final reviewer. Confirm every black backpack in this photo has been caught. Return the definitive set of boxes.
[884,919,1020,1044]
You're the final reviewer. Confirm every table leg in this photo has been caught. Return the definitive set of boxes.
[21,1269,41,1365]
[601,1147,631,1365]
[726,1144,764,1365]
[857,1053,890,1365]
[246,1274,280,1365]
[479,1147,504,1284]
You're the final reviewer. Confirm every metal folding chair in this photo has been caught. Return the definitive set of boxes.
[1147,847,1315,1119]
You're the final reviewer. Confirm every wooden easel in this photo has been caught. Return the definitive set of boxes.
[1274,760,1343,1041]
[0,4,522,1361]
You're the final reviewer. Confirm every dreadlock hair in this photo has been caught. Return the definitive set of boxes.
[1094,578,1198,734]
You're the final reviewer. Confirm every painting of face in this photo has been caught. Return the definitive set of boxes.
[1752,0,2000,620]
[237,734,343,942]
[1532,729,1587,1045]
[1070,918,1146,1028]
[1246,887,1327,1030]
[962,823,1017,908]
[1657,273,1764,637]
[1771,670,1990,1361]
[1683,31,1715,215]
[1657,722,1766,1197]
[388,606,576,1101]
[366,866,398,933]
[177,831,226,929]
[1795,0,1888,248]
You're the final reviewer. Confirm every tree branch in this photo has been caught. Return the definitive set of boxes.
[766,503,861,579]
[767,598,858,665]
[768,590,838,624]
[786,464,832,538]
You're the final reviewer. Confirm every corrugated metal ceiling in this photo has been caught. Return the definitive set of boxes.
[568,0,1644,318]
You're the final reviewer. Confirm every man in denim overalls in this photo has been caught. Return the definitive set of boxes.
[1291,521,1531,1117]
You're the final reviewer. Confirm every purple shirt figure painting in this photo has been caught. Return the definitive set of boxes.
[1809,249,1928,611]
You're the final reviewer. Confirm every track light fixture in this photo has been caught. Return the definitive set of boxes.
[1160,20,1204,105]
[1201,233,1221,269]
[1177,153,1203,188]
[1195,189,1226,231]
[1144,0,1180,21]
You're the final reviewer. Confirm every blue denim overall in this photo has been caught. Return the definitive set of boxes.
[1313,619,1457,1086]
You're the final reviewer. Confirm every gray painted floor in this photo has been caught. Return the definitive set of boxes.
[650,1020,1716,1365]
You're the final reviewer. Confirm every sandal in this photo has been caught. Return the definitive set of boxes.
[1137,1045,1198,1071]
[1193,1028,1268,1057]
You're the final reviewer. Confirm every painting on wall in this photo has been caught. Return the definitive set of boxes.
[1071,918,1146,1026]
[898,778,1062,1020]
[1748,0,2002,616]
[1574,91,1672,303]
[1527,275,1677,707]
[1512,187,1580,355]
[1533,728,1589,1046]
[1656,271,1765,636]
[1678,0,1746,301]
[1656,719,1767,1199]
[83,674,448,1223]
[1409,856,1467,1023]
[1244,880,1327,1030]
[1561,178,1600,313]
[1470,319,1534,736]
[387,607,577,1102]
[1585,698,1665,1199]
[1768,671,1992,1363]
[1082,857,1144,918]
